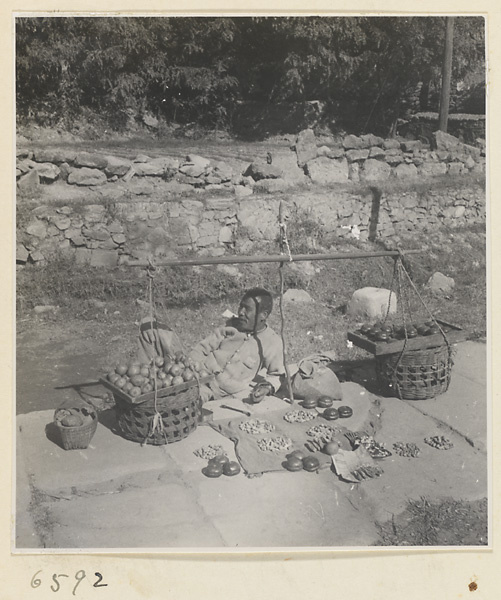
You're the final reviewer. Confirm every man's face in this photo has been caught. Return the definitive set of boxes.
[237,296,268,332]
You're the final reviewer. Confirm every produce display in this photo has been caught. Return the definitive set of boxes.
[338,406,353,418]
[238,419,276,435]
[55,406,94,428]
[393,442,421,458]
[283,410,317,423]
[201,453,241,478]
[302,456,320,472]
[306,424,337,439]
[256,436,293,453]
[194,444,227,460]
[356,435,392,459]
[356,320,446,343]
[317,396,334,409]
[301,398,318,409]
[323,407,339,421]
[106,352,211,399]
[424,435,454,450]
[351,464,384,481]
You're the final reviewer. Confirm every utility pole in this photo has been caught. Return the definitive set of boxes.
[438,17,455,132]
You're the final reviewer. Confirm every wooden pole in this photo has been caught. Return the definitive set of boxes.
[122,249,423,269]
[278,201,295,404]
[438,17,455,132]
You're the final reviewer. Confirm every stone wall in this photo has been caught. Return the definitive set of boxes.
[17,186,485,267]
[16,128,486,266]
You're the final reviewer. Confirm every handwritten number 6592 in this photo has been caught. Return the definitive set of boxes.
[30,570,107,594]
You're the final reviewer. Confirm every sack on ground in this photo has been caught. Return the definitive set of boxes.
[291,352,342,401]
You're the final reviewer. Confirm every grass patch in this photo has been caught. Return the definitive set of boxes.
[375,496,488,546]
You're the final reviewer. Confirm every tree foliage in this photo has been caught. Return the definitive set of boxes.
[16,16,485,135]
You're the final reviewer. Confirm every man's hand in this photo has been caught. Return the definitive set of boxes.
[250,382,273,404]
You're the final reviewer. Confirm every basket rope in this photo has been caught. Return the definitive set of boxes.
[380,253,454,398]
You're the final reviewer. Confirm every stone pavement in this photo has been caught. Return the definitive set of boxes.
[15,341,488,550]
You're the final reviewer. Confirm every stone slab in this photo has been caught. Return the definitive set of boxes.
[16,410,170,495]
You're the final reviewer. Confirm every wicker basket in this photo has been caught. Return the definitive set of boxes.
[55,414,98,450]
[114,383,201,445]
[376,344,453,400]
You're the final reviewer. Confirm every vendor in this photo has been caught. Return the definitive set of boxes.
[139,288,285,403]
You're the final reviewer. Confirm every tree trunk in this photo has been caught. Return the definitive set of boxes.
[438,17,455,132]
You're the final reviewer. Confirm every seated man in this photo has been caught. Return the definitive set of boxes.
[139,288,285,403]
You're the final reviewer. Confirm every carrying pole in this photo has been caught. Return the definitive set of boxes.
[122,249,423,269]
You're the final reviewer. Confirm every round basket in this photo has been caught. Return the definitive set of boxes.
[376,345,453,400]
[114,384,200,445]
[55,414,98,450]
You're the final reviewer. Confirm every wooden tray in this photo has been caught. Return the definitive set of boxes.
[99,375,213,405]
[347,319,467,356]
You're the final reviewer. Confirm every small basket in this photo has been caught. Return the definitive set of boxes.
[113,382,201,445]
[376,344,453,400]
[54,413,98,450]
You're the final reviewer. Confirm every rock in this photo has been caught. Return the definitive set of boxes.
[26,220,47,239]
[447,163,464,176]
[163,180,193,194]
[343,134,363,149]
[33,148,76,164]
[346,149,369,163]
[464,156,476,170]
[427,272,455,297]
[128,180,155,195]
[68,167,107,186]
[17,148,30,159]
[32,162,60,181]
[360,134,384,147]
[30,250,45,262]
[16,244,30,263]
[105,155,132,177]
[454,205,466,218]
[111,232,126,245]
[107,221,123,234]
[34,305,58,314]
[360,159,391,182]
[17,169,40,193]
[283,289,315,304]
[133,157,179,176]
[212,161,233,182]
[59,162,71,181]
[349,162,360,182]
[89,250,118,267]
[244,161,283,181]
[66,231,86,246]
[51,215,71,230]
[142,113,159,128]
[253,178,288,193]
[394,163,418,179]
[384,152,404,166]
[288,261,317,281]
[436,150,451,162]
[17,159,34,175]
[295,129,318,168]
[401,140,422,152]
[216,264,242,278]
[133,154,151,163]
[234,185,253,197]
[179,155,211,178]
[419,162,447,176]
[306,157,349,184]
[347,287,397,320]
[383,139,401,150]
[74,152,108,169]
[369,147,385,159]
[218,226,234,244]
[82,225,110,241]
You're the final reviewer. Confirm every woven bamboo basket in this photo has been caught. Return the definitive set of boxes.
[375,344,453,400]
[54,413,98,450]
[114,383,201,445]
